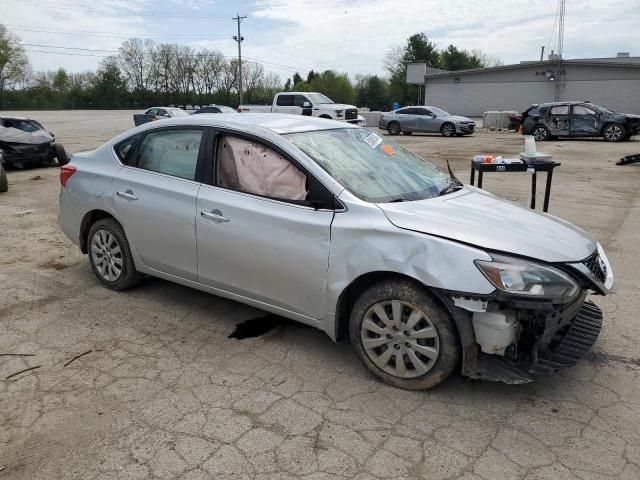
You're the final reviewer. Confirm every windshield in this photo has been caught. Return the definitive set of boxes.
[306,93,334,104]
[429,107,449,117]
[2,119,43,132]
[288,128,451,202]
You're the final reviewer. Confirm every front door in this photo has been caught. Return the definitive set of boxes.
[415,108,440,132]
[546,104,570,136]
[196,134,334,318]
[112,128,205,280]
[570,104,600,136]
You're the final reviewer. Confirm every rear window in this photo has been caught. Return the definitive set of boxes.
[114,134,142,165]
[550,105,569,115]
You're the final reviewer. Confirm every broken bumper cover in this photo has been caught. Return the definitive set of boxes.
[469,299,602,383]
[0,142,53,166]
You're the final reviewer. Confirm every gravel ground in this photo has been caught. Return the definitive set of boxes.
[1,110,640,480]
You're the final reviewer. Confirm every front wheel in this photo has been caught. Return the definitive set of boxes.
[440,123,455,137]
[0,163,8,193]
[532,125,550,141]
[603,123,626,142]
[387,121,401,135]
[349,280,460,390]
[54,144,69,166]
[88,218,143,291]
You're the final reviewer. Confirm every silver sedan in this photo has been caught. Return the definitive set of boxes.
[59,113,612,390]
[379,105,476,136]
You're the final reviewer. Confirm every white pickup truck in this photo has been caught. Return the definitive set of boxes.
[239,92,366,126]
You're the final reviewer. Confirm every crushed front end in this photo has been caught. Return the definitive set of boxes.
[445,245,613,384]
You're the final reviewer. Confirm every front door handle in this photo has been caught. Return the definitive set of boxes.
[200,209,230,223]
[116,190,138,201]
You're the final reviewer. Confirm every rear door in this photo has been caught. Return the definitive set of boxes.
[273,94,299,115]
[570,104,600,136]
[195,132,334,318]
[396,108,419,131]
[111,127,207,280]
[546,104,570,136]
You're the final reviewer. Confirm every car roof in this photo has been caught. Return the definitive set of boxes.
[0,116,33,121]
[537,101,593,107]
[150,113,358,134]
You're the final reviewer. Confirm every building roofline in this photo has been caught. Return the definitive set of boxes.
[425,59,640,79]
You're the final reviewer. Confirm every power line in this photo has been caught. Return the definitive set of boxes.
[21,43,119,53]
[8,24,232,40]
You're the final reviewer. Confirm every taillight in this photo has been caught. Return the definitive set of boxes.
[60,165,76,186]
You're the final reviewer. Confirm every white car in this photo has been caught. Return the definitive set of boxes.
[239,92,366,126]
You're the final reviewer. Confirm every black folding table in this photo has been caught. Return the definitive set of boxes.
[469,160,561,212]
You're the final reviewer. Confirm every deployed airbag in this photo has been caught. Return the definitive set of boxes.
[217,136,307,201]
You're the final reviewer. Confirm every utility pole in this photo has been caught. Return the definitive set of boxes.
[232,14,247,105]
[540,46,545,61]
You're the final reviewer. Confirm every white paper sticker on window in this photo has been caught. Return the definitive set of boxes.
[364,132,382,149]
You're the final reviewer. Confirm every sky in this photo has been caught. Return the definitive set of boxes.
[1,0,639,81]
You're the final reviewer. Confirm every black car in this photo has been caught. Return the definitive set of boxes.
[0,117,68,168]
[521,101,640,142]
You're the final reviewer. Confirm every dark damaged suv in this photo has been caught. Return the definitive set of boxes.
[521,101,640,142]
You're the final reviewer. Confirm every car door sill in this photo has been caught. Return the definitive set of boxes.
[138,265,323,327]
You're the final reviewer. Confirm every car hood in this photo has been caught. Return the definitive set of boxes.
[443,115,474,123]
[325,103,357,110]
[378,187,596,263]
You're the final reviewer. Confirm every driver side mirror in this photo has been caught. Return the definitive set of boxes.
[303,101,311,108]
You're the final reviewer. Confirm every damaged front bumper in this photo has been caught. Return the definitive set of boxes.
[438,248,612,384]
[0,141,54,167]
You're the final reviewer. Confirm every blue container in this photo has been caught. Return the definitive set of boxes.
[391,101,400,111]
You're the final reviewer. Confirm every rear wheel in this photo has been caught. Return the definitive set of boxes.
[387,121,401,135]
[603,123,626,142]
[88,218,143,291]
[349,279,459,390]
[0,163,8,193]
[532,125,550,141]
[440,122,455,137]
[54,144,69,166]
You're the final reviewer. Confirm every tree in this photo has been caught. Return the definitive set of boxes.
[439,45,482,71]
[93,56,127,109]
[0,24,29,107]
[298,70,355,104]
[307,70,318,82]
[292,72,303,86]
[355,75,390,111]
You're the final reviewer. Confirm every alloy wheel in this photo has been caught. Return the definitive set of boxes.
[533,126,548,141]
[441,124,455,137]
[604,125,623,141]
[360,300,440,379]
[91,230,123,282]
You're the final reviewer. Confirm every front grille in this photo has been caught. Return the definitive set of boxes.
[582,251,607,283]
[529,301,602,374]
[345,108,357,120]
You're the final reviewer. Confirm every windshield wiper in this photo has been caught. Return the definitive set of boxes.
[439,181,463,196]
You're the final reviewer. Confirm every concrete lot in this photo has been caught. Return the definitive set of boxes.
[1,110,640,479]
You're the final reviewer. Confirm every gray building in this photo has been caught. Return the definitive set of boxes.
[413,55,640,116]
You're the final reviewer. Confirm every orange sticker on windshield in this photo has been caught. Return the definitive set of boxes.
[381,144,394,155]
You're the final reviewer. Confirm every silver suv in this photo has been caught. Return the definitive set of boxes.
[59,114,613,390]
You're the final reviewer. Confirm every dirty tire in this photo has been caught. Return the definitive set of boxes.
[387,121,401,135]
[54,144,69,166]
[349,279,459,390]
[88,218,143,291]
[0,163,7,193]
[532,125,550,141]
[402,131,412,135]
[603,123,626,142]
[440,122,455,137]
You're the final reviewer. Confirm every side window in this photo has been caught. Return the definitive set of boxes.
[146,108,157,115]
[573,105,596,115]
[294,95,309,107]
[136,129,203,180]
[418,108,432,116]
[216,135,307,202]
[550,105,569,115]
[156,109,168,117]
[114,134,142,166]
[276,95,294,107]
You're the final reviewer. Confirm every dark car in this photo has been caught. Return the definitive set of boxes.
[191,105,237,114]
[0,117,68,168]
[521,101,640,142]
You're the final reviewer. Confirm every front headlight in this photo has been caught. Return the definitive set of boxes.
[475,255,578,298]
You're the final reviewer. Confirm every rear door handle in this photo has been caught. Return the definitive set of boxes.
[200,209,230,223]
[116,190,138,201]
